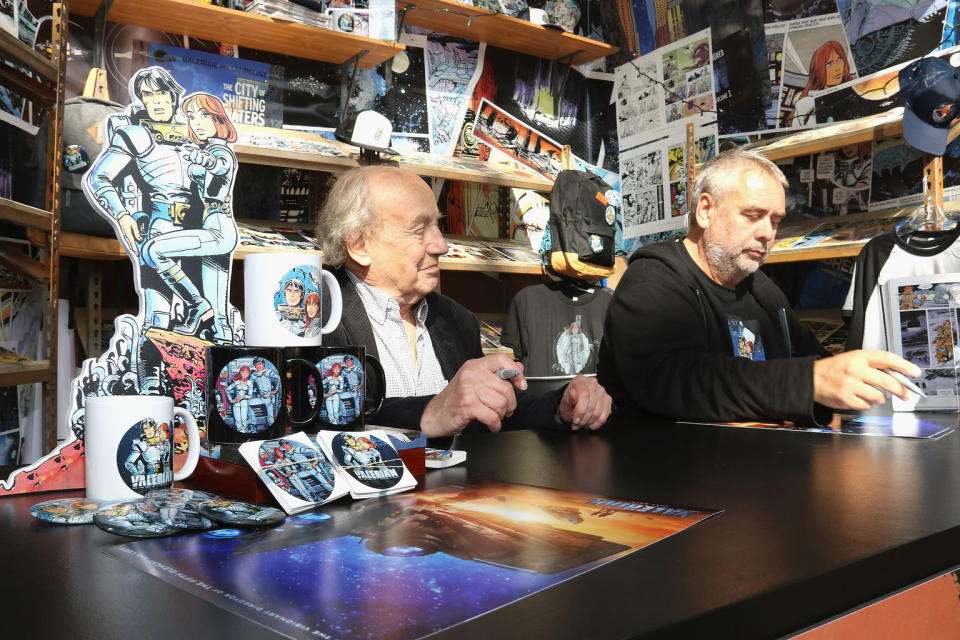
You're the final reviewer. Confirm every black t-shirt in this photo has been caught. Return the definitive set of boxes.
[684,250,789,361]
[501,282,613,377]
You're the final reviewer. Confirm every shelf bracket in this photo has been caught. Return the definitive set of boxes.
[335,50,368,140]
[549,50,582,116]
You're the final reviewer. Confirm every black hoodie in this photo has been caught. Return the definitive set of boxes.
[597,238,831,425]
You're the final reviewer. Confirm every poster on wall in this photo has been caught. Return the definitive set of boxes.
[424,36,485,156]
[836,0,956,76]
[767,14,858,130]
[472,97,569,178]
[614,28,715,151]
[148,43,284,128]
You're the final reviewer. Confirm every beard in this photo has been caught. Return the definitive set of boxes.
[702,231,768,286]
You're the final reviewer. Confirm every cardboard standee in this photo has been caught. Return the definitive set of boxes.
[1,67,245,496]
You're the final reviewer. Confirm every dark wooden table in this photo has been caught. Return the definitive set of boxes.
[4,413,960,639]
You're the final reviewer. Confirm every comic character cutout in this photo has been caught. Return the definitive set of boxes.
[332,433,403,491]
[274,265,325,338]
[116,417,174,494]
[215,356,282,434]
[256,438,338,503]
[2,67,247,497]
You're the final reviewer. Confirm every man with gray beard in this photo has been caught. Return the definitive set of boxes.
[598,148,920,425]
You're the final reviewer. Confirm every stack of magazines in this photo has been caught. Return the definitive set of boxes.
[246,0,331,28]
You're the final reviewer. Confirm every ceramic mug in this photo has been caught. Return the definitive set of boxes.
[205,345,321,444]
[287,345,386,432]
[84,395,200,501]
[244,252,343,346]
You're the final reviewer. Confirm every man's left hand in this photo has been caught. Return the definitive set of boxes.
[556,375,612,431]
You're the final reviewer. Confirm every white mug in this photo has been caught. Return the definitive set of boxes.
[84,395,200,501]
[244,252,343,346]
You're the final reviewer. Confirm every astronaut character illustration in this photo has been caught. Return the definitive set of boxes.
[250,357,280,424]
[555,315,590,375]
[339,355,363,420]
[124,418,171,490]
[279,439,335,498]
[139,91,240,343]
[322,362,346,424]
[341,434,383,469]
[227,365,256,433]
[277,278,306,334]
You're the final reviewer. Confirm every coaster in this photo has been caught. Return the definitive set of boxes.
[93,502,180,538]
[30,498,109,525]
[198,499,285,527]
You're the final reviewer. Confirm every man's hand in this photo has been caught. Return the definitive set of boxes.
[556,375,613,431]
[813,350,923,410]
[420,355,527,438]
[117,212,142,257]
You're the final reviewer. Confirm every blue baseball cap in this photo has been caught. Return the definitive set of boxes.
[899,57,960,155]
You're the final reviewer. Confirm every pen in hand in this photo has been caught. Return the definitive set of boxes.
[888,369,926,398]
[495,368,521,380]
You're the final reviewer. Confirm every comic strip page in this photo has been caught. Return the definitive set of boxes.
[424,37,485,156]
[884,274,960,411]
[614,28,715,151]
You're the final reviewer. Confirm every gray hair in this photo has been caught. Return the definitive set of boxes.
[690,148,788,228]
[314,167,381,267]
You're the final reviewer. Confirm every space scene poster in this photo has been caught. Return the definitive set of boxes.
[107,481,719,639]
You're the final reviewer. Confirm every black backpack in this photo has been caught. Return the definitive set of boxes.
[548,170,617,279]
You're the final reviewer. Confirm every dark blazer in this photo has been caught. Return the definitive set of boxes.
[325,267,566,436]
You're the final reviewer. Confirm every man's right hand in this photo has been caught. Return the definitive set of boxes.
[117,213,143,257]
[420,355,527,438]
[813,350,923,410]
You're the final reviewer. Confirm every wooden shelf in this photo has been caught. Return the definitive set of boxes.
[0,198,53,231]
[400,0,617,65]
[0,359,51,386]
[0,24,57,84]
[29,226,545,276]
[390,153,553,191]
[766,203,960,264]
[750,109,907,162]
[69,0,404,68]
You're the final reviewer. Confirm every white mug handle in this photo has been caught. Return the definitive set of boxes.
[321,269,343,335]
[173,406,200,481]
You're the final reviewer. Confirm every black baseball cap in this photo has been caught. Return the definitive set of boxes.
[899,57,960,155]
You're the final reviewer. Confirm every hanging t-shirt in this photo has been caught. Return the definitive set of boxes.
[843,228,960,351]
[501,282,612,377]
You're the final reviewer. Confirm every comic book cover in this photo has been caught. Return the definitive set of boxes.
[883,273,960,411]
[316,429,416,499]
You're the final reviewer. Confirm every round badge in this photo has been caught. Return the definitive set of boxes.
[274,265,325,339]
[144,488,218,504]
[139,497,214,530]
[115,417,174,495]
[198,500,286,527]
[256,438,337,503]
[214,356,282,434]
[63,144,91,173]
[331,433,403,490]
[93,502,180,538]
[315,354,365,426]
[589,234,604,253]
[30,498,109,525]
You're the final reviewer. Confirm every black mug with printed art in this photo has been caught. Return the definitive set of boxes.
[286,346,386,433]
[205,346,321,444]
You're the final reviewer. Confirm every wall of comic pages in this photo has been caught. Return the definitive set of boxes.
[613,0,960,246]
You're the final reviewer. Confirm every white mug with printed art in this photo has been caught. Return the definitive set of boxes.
[83,395,200,501]
[244,252,343,346]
